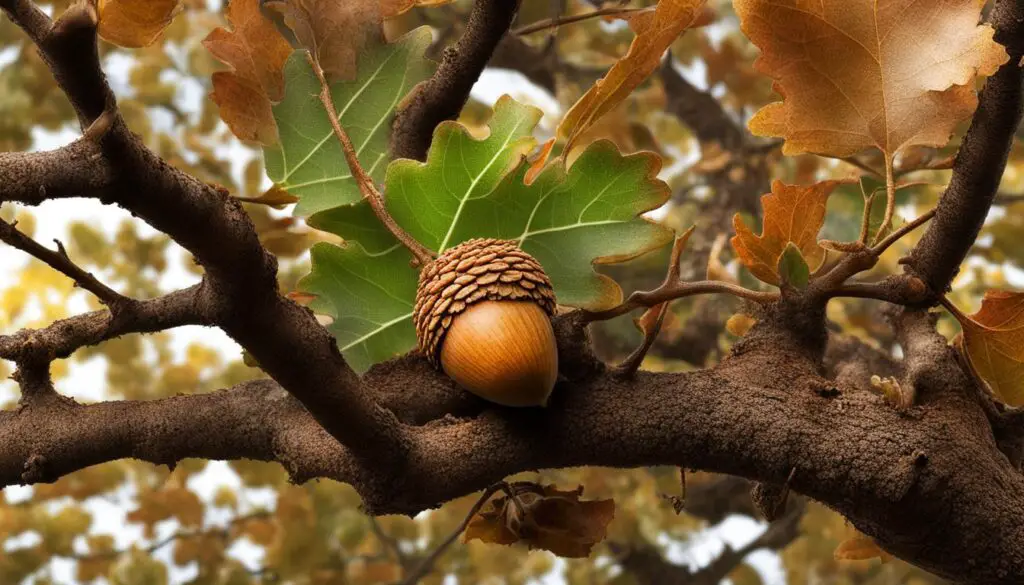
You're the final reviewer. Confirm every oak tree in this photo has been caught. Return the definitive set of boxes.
[1,0,1024,583]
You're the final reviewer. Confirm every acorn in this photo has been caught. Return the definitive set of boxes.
[413,238,558,407]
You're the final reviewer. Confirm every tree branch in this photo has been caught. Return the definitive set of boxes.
[0,217,126,309]
[1,313,1022,581]
[0,285,212,364]
[905,0,1024,296]
[0,0,406,458]
[390,0,521,160]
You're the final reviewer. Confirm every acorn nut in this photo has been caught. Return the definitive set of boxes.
[413,238,558,407]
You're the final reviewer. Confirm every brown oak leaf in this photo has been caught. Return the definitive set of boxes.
[203,0,292,145]
[731,180,845,286]
[464,484,615,558]
[735,0,1008,159]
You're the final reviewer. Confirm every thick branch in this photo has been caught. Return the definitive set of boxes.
[2,317,1023,582]
[390,0,521,160]
[906,0,1024,295]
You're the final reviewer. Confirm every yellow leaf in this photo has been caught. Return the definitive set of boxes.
[731,180,844,286]
[556,0,707,154]
[735,0,1008,159]
[834,532,890,562]
[726,313,756,337]
[957,290,1024,406]
[97,0,184,48]
[203,0,293,145]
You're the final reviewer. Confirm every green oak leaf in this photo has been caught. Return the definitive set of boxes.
[385,95,541,252]
[299,236,417,373]
[312,97,672,312]
[264,27,434,217]
[777,242,809,290]
[448,141,673,308]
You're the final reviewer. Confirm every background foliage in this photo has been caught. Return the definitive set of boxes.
[2,0,1020,583]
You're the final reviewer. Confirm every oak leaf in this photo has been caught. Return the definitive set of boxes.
[834,532,890,562]
[203,0,292,145]
[464,484,615,558]
[731,180,844,286]
[97,0,183,48]
[302,98,671,370]
[263,0,383,82]
[735,0,1008,159]
[957,290,1024,406]
[556,0,707,154]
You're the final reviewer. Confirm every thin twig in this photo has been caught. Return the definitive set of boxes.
[513,6,650,36]
[869,209,936,256]
[0,217,126,308]
[814,209,936,293]
[69,511,271,561]
[305,52,435,267]
[615,228,693,376]
[398,482,511,585]
[367,514,408,568]
[584,280,778,322]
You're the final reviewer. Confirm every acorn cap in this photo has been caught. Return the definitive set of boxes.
[413,238,556,366]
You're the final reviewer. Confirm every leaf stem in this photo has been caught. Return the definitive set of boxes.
[305,52,436,267]
[874,156,897,246]
[869,208,936,256]
[858,192,875,245]
[940,294,970,324]
[512,6,651,36]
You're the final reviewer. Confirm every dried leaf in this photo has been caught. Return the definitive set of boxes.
[465,484,615,559]
[731,180,844,286]
[735,0,1008,159]
[834,532,890,562]
[97,0,183,48]
[203,0,293,145]
[263,0,383,82]
[957,290,1024,406]
[381,0,454,17]
[556,0,707,154]
[525,138,556,185]
[237,185,299,208]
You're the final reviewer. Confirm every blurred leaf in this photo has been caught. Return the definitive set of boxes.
[98,0,183,48]
[557,0,707,153]
[381,0,455,17]
[834,532,889,562]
